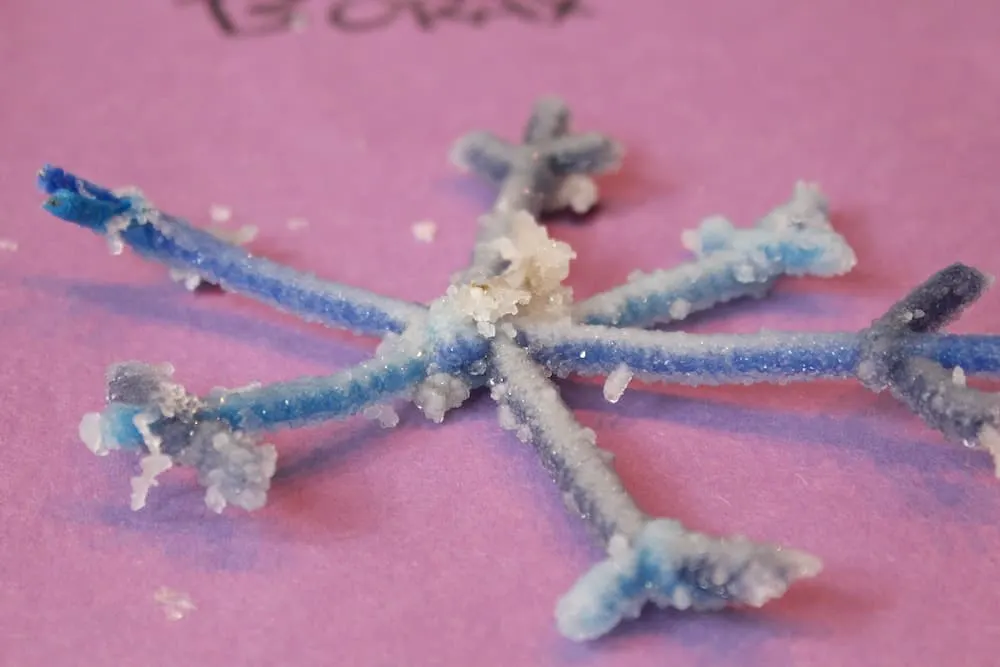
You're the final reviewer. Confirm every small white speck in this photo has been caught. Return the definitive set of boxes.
[287,217,309,231]
[209,204,232,223]
[602,364,633,404]
[680,229,701,254]
[412,220,437,243]
[154,587,196,621]
[0,239,17,252]
[216,224,257,246]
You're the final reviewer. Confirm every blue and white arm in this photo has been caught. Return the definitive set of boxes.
[573,182,856,328]
[488,334,820,642]
[80,334,433,512]
[521,324,1000,388]
[38,166,427,337]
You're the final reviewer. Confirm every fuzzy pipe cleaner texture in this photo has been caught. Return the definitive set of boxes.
[38,97,999,640]
[857,264,1000,471]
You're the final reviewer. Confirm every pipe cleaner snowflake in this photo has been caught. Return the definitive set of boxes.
[39,97,1000,641]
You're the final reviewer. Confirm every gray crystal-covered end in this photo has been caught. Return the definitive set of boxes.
[181,423,278,513]
[523,96,571,143]
[449,131,516,184]
[90,361,279,512]
[858,263,991,392]
[555,519,821,641]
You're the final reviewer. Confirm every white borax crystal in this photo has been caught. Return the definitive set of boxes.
[79,412,112,456]
[412,373,472,423]
[130,453,174,511]
[448,282,528,338]
[200,431,278,513]
[978,425,1000,478]
[104,214,131,255]
[363,404,400,428]
[209,204,232,223]
[546,174,599,214]
[952,366,967,386]
[132,411,164,453]
[411,220,437,243]
[169,268,203,292]
[668,298,692,320]
[440,211,577,336]
[495,211,575,294]
[680,228,702,254]
[154,587,196,621]
[603,365,633,403]
[497,403,519,431]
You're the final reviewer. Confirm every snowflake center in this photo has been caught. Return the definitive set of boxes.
[439,210,576,339]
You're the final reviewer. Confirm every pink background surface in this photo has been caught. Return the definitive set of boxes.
[2,2,1000,665]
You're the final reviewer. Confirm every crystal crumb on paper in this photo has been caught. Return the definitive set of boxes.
[154,587,196,621]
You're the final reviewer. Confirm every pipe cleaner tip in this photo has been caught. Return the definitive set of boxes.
[37,165,119,201]
[83,361,279,513]
[37,164,72,194]
[940,262,991,297]
[926,262,987,287]
[554,520,821,641]
[37,166,130,229]
[895,263,989,332]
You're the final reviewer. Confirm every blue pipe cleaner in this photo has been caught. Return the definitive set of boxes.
[522,325,1000,384]
[39,166,426,336]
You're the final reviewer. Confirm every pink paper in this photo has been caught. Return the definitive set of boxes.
[2,2,1000,665]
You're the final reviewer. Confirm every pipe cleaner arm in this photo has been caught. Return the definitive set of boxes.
[38,166,427,337]
[858,263,1000,474]
[519,321,1000,387]
[488,333,649,544]
[572,182,857,328]
[489,334,819,641]
[80,334,431,512]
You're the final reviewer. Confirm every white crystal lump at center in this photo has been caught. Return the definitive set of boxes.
[446,210,576,337]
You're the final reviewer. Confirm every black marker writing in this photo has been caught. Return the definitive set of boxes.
[329,1,583,32]
[185,0,584,37]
